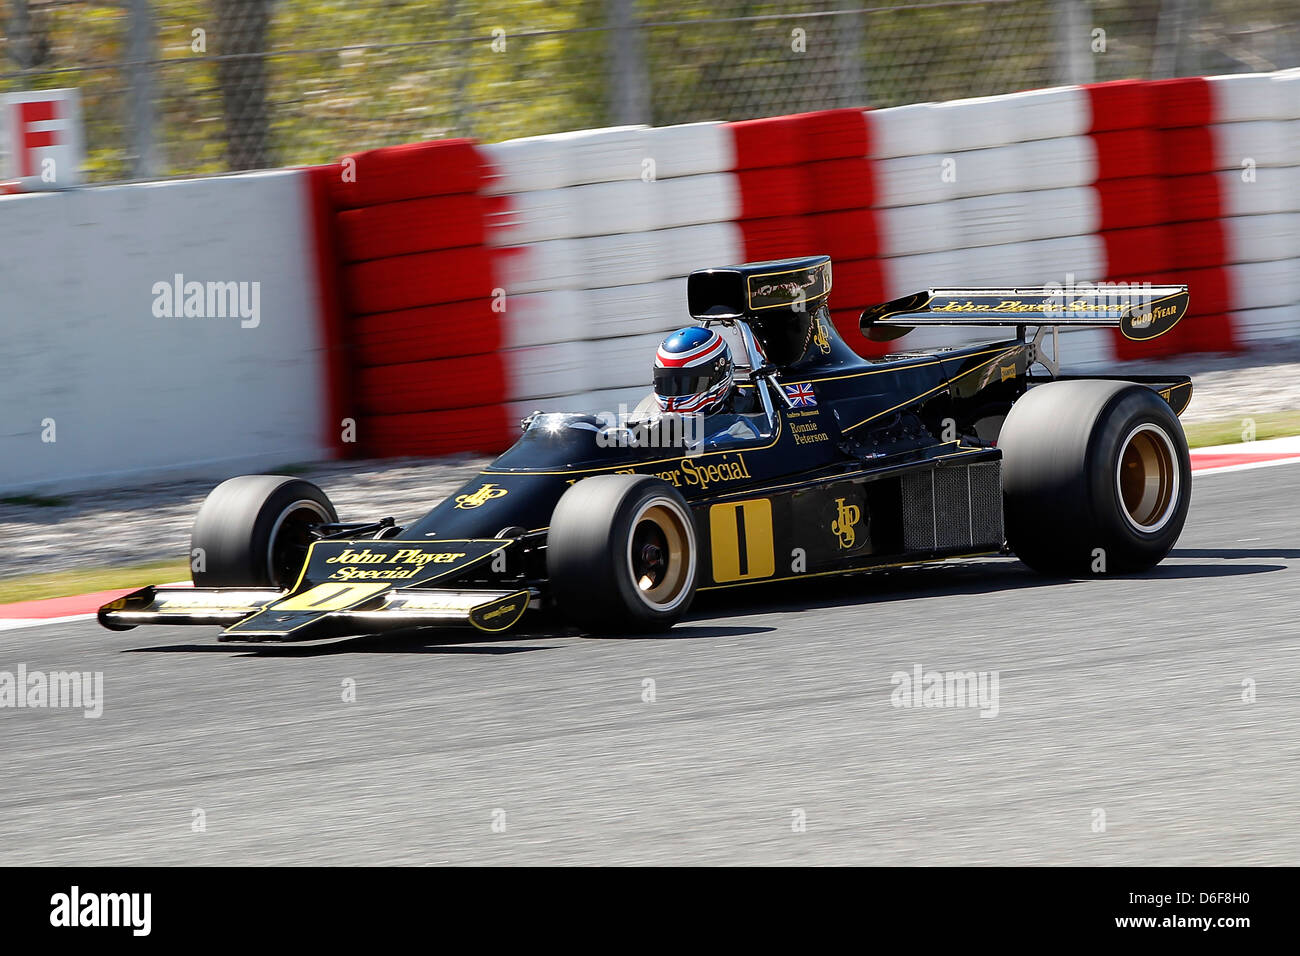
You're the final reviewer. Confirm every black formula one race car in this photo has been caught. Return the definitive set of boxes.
[100,255,1194,642]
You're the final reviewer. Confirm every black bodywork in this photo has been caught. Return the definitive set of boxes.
[100,255,1193,641]
[417,328,1021,586]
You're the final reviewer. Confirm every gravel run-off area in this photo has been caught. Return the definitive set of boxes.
[4,344,1300,580]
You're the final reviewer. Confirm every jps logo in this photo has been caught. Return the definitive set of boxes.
[812,317,831,354]
[454,483,508,509]
[831,497,861,550]
[1000,364,1016,382]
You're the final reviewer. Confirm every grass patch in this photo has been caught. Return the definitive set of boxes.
[1183,411,1300,449]
[0,559,191,605]
[1,494,69,508]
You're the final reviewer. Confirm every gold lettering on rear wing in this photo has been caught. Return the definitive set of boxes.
[861,286,1189,342]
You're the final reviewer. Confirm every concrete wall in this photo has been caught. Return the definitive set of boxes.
[3,70,1297,488]
[0,170,329,493]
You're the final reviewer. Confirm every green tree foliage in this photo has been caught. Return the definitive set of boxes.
[1,0,1294,182]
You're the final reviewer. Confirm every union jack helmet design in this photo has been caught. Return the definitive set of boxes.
[653,326,735,414]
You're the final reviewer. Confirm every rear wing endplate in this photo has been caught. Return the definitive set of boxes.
[860,286,1189,342]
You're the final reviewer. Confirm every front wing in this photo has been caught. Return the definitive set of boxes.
[98,537,532,642]
[100,585,532,642]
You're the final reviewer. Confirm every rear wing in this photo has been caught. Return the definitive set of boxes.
[860,286,1189,342]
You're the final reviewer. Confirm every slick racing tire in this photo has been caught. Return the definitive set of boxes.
[191,475,338,588]
[999,381,1190,576]
[548,476,698,634]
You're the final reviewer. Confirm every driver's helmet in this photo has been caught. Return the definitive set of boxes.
[653,326,735,414]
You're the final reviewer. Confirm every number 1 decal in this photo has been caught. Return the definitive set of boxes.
[272,582,389,612]
[709,499,775,583]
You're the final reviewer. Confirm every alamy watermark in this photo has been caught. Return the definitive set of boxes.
[50,886,150,936]
[890,663,999,718]
[1039,274,1157,317]
[0,664,103,718]
[151,273,260,328]
[594,405,705,454]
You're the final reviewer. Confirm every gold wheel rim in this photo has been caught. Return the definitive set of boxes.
[627,500,694,612]
[1116,424,1179,533]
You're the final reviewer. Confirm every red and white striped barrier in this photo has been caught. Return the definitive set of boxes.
[324,70,1297,459]
[321,140,509,458]
[2,71,1296,489]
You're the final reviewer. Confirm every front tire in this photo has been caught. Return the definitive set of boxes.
[191,475,338,587]
[999,381,1191,576]
[547,476,698,634]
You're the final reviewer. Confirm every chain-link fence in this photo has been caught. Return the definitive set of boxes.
[2,0,1297,183]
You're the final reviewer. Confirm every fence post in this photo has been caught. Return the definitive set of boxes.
[1053,0,1095,86]
[837,6,866,108]
[215,0,272,171]
[126,0,160,179]
[8,0,38,69]
[608,0,650,126]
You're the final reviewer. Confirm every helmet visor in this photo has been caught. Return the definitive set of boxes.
[654,367,722,397]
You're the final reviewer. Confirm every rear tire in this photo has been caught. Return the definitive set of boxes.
[191,475,338,588]
[999,381,1190,576]
[548,476,698,634]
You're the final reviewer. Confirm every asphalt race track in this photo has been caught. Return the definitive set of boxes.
[2,466,1297,866]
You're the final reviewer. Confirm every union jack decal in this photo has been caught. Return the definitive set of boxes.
[783,382,817,407]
